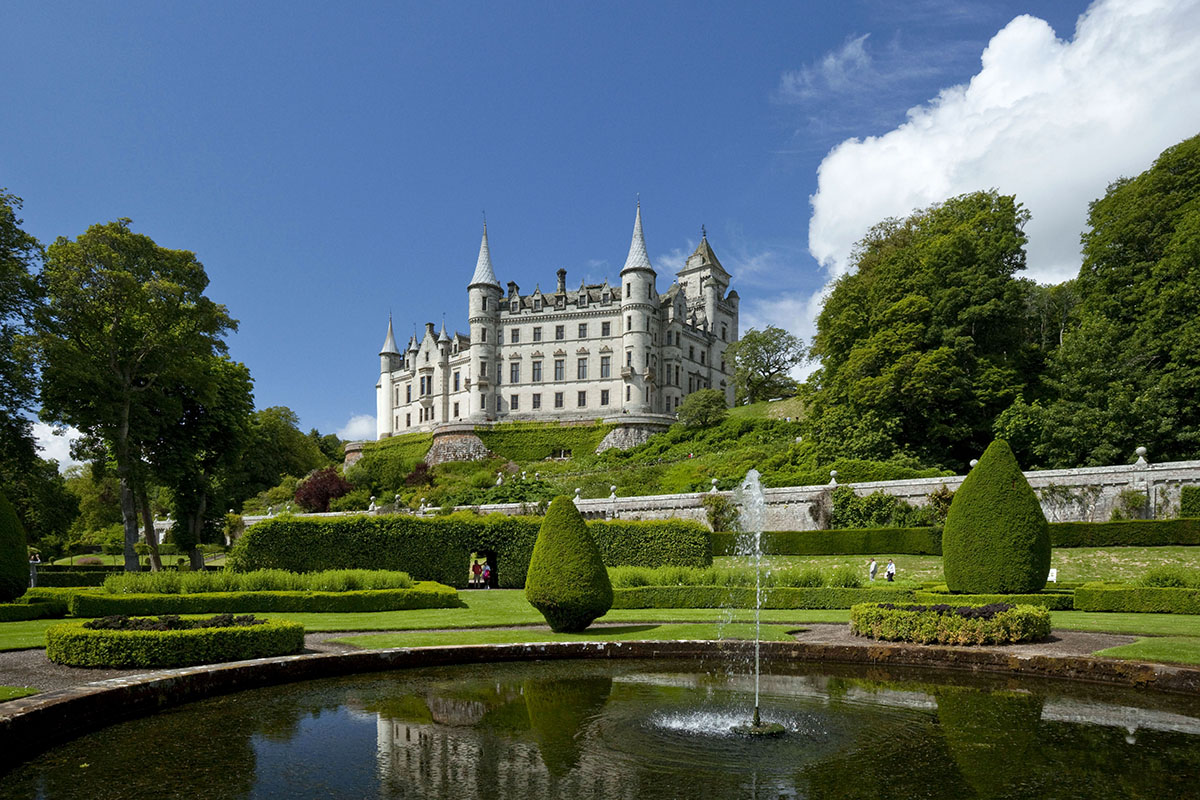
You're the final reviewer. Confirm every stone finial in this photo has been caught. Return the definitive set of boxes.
[969,459,979,468]
[574,488,582,504]
[522,471,527,480]
[829,470,838,486]
[1135,446,1149,466]
[267,506,274,516]
[710,478,719,493]
[496,472,504,485]
[609,485,617,499]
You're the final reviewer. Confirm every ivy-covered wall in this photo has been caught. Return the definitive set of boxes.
[475,422,615,462]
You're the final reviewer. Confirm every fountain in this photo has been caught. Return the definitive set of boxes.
[730,469,785,737]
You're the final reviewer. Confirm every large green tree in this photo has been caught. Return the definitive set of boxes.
[806,190,1040,469]
[33,220,235,571]
[0,190,43,476]
[235,406,329,499]
[723,325,805,404]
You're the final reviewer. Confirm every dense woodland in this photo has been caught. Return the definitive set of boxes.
[1,133,1197,561]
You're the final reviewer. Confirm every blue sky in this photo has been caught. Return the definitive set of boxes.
[5,1,1199,459]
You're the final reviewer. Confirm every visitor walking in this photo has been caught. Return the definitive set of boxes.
[867,558,877,581]
[481,561,492,589]
[885,559,896,582]
[28,552,40,588]
[471,559,482,588]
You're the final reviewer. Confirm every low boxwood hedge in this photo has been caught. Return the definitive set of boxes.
[227,514,711,588]
[1048,518,1200,547]
[45,616,305,668]
[68,582,459,617]
[35,571,112,587]
[850,602,1051,645]
[37,564,124,573]
[612,585,914,610]
[913,588,1075,610]
[1072,583,1200,614]
[0,599,68,622]
[711,527,941,556]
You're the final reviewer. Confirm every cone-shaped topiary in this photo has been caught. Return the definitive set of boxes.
[525,495,613,632]
[943,439,1050,593]
[0,491,30,603]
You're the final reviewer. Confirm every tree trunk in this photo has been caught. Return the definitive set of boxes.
[140,494,163,572]
[188,492,207,572]
[116,398,141,572]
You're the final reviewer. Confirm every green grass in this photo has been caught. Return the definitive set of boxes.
[332,622,803,650]
[1050,611,1200,636]
[0,686,38,702]
[1092,636,1200,665]
[727,396,805,421]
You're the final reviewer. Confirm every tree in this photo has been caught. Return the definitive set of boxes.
[294,467,351,512]
[235,406,328,500]
[33,220,235,571]
[0,190,43,477]
[724,325,804,404]
[676,388,728,428]
[524,495,612,632]
[0,491,29,602]
[807,190,1039,469]
[0,457,78,556]
[308,429,344,463]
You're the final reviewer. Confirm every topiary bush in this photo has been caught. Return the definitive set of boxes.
[0,492,29,603]
[942,440,1050,594]
[849,601,1051,645]
[524,496,613,632]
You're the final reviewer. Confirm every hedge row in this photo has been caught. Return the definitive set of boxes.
[711,527,942,556]
[913,589,1074,610]
[45,618,305,668]
[0,600,68,622]
[1072,584,1200,614]
[612,585,914,610]
[227,514,711,588]
[37,564,124,573]
[1048,518,1200,547]
[1181,486,1200,518]
[849,602,1051,645]
[35,571,112,587]
[67,582,459,617]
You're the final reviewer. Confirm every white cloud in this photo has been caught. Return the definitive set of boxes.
[777,34,872,101]
[337,414,376,441]
[32,422,83,472]
[808,0,1200,285]
[740,290,826,380]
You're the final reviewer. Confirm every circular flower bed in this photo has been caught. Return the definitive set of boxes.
[45,614,305,668]
[849,601,1050,645]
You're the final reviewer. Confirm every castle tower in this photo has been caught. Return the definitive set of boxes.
[620,202,657,414]
[467,222,502,421]
[376,316,401,439]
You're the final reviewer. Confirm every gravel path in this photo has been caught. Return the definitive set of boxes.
[0,625,1142,695]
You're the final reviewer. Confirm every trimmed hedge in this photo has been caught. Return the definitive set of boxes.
[612,585,914,609]
[525,496,613,632]
[1181,486,1200,518]
[0,600,68,622]
[37,564,124,573]
[1072,583,1200,614]
[913,589,1074,610]
[1049,518,1200,547]
[227,513,711,588]
[711,527,941,556]
[45,617,305,668]
[850,602,1051,645]
[67,582,459,617]
[0,492,28,603]
[36,571,112,587]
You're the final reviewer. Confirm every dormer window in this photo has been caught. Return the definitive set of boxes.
[534,298,542,311]
[602,292,610,304]
[579,293,587,308]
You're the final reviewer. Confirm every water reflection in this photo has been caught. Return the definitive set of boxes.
[4,660,1200,800]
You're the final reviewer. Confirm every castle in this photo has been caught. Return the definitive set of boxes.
[375,205,739,439]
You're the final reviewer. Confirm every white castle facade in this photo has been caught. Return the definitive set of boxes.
[376,205,739,439]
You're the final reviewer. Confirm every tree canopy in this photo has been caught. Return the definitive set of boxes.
[0,190,43,475]
[724,325,805,404]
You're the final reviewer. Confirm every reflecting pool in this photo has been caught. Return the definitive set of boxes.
[4,658,1199,799]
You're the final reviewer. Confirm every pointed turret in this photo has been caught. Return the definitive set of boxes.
[379,316,400,356]
[437,320,450,344]
[470,222,501,288]
[620,202,654,275]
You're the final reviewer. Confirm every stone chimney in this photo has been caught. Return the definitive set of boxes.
[556,268,567,293]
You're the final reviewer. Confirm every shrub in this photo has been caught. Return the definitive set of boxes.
[1110,489,1149,521]
[589,520,713,568]
[0,599,68,622]
[1049,518,1200,547]
[1073,583,1200,614]
[830,487,939,529]
[913,589,1074,610]
[701,494,740,533]
[0,492,29,603]
[710,527,941,556]
[942,440,1049,594]
[525,496,613,632]
[1140,566,1195,588]
[102,568,414,594]
[850,602,1051,645]
[294,467,352,513]
[677,389,728,428]
[827,565,863,588]
[45,616,305,668]
[613,585,913,609]
[68,582,458,616]
[36,570,111,587]
[1181,485,1200,518]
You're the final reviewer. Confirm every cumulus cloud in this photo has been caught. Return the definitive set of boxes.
[337,414,376,441]
[808,0,1200,285]
[32,422,83,472]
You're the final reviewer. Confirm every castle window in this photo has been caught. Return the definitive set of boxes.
[534,298,542,311]
[625,282,630,298]
[394,386,400,404]
[689,345,695,360]
[721,324,727,341]
[532,393,542,409]
[626,351,632,367]
[405,413,411,427]
[675,365,680,385]
[554,392,564,409]
[577,358,587,380]
[578,323,587,338]
[425,351,430,363]
[626,386,631,402]
[510,362,520,383]
[554,359,565,381]
[453,371,460,391]
[600,355,611,378]
[555,325,564,340]
[602,292,610,303]
[533,326,542,342]
[532,360,543,382]
[510,300,518,313]
[482,297,488,311]
[601,389,610,406]
[601,321,611,337]
[579,293,587,308]
[453,402,459,418]
[647,284,652,299]
[700,351,706,365]
[481,329,487,343]
[406,384,412,403]
[577,391,586,407]
[721,360,725,373]
[480,362,487,377]
[510,328,520,343]
[510,394,519,411]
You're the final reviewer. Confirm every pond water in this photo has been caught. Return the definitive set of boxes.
[4,658,1199,799]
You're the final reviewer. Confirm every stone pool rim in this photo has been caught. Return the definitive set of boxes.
[3,638,1199,770]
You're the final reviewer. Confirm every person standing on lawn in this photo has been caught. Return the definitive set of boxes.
[867,558,878,581]
[885,559,896,582]
[471,559,482,588]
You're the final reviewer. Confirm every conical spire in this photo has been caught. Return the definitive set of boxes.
[379,316,400,355]
[437,319,450,343]
[620,201,654,274]
[470,221,501,287]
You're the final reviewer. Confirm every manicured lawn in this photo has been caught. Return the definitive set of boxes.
[0,685,38,702]
[1050,611,1200,636]
[1093,636,1200,665]
[0,619,67,651]
[333,622,802,649]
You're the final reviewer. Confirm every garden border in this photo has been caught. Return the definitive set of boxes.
[2,639,1199,769]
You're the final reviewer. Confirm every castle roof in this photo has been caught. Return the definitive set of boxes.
[379,316,400,355]
[680,232,730,281]
[620,202,655,275]
[469,222,501,288]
